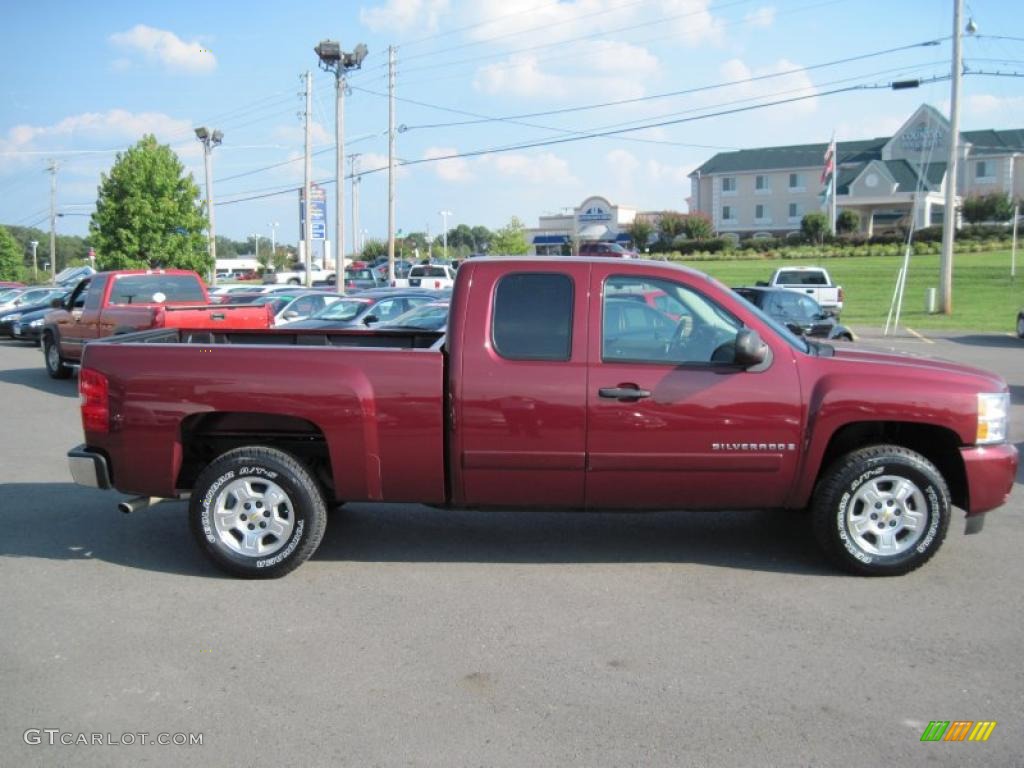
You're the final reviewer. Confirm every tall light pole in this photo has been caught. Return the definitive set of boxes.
[939,0,966,314]
[29,240,38,282]
[439,209,453,261]
[349,153,361,260]
[251,233,260,265]
[47,160,57,284]
[268,221,278,268]
[195,127,223,286]
[316,39,368,295]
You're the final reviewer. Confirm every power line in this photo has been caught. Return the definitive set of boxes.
[398,38,948,131]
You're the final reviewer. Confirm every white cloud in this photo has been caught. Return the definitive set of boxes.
[271,122,332,148]
[606,148,639,192]
[659,0,724,46]
[462,0,644,44]
[480,152,578,185]
[715,57,818,115]
[0,110,194,156]
[109,25,216,74]
[360,0,451,33]
[423,146,474,182]
[958,94,1024,122]
[744,6,776,28]
[646,158,691,185]
[474,41,658,101]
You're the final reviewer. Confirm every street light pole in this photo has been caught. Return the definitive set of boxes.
[195,127,223,286]
[316,39,368,295]
[251,233,260,265]
[349,153,361,260]
[29,240,38,282]
[47,160,57,285]
[939,0,965,314]
[439,209,452,261]
[268,221,278,267]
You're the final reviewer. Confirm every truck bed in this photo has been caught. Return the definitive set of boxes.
[99,326,445,349]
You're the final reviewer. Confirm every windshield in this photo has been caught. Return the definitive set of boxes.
[311,298,371,321]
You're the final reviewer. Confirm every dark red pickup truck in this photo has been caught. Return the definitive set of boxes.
[42,269,273,378]
[66,258,1016,578]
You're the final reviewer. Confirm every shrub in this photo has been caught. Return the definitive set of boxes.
[801,212,829,244]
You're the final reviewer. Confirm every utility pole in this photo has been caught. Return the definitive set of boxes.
[939,0,964,315]
[47,160,57,284]
[194,127,223,286]
[30,240,38,282]
[251,233,260,264]
[303,70,313,288]
[439,209,453,261]
[349,153,361,260]
[387,45,397,282]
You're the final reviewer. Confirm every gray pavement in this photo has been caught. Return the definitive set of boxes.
[1,333,1022,767]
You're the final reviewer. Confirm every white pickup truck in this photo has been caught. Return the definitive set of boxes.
[263,263,336,286]
[392,263,457,290]
[760,266,844,315]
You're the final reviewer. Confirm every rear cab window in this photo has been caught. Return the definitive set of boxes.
[492,273,573,361]
[108,274,206,305]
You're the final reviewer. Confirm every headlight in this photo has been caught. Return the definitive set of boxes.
[29,318,45,328]
[977,393,1009,445]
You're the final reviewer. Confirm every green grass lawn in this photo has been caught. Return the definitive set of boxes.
[679,249,1024,332]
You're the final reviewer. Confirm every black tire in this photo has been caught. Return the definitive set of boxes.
[812,445,950,576]
[189,446,328,578]
[43,333,72,379]
[288,278,301,286]
[1016,313,1024,339]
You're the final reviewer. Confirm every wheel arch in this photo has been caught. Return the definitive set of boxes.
[808,421,967,510]
[177,411,336,499]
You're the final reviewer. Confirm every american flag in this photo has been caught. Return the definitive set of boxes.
[821,135,836,185]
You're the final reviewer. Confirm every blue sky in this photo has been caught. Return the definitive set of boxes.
[1,0,1021,249]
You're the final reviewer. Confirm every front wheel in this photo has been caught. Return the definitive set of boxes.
[1016,313,1024,339]
[812,445,950,576]
[43,333,72,379]
[189,446,328,578]
[287,277,301,286]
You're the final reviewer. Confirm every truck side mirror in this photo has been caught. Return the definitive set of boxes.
[735,328,767,367]
[362,314,379,326]
[785,321,805,336]
[51,298,65,309]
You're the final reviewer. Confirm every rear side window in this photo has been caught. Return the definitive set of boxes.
[492,273,573,361]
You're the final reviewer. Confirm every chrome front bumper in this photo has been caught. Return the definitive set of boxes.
[67,445,111,490]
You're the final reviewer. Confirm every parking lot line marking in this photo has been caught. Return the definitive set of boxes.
[905,327,934,344]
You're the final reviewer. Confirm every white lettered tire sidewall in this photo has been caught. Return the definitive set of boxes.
[189,446,327,578]
[813,445,950,576]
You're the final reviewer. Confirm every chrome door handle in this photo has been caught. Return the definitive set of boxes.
[599,386,651,400]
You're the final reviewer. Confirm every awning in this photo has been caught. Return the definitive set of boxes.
[533,235,569,244]
[614,232,632,243]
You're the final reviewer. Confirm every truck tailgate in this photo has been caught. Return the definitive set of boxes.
[80,342,446,503]
[162,304,273,329]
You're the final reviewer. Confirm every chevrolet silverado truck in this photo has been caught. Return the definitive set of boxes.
[66,258,1016,578]
[42,270,273,379]
[759,266,844,315]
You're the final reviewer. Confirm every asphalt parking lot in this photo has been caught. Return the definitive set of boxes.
[1,330,1022,767]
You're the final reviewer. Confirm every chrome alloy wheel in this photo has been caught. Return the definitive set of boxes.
[846,474,927,556]
[46,341,60,371]
[211,477,295,557]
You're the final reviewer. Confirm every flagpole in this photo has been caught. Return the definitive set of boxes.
[830,134,837,236]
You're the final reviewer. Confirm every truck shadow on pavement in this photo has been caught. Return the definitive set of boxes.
[0,366,77,398]
[0,483,839,577]
[946,334,1020,349]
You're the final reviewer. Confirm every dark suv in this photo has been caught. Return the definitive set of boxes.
[578,241,637,258]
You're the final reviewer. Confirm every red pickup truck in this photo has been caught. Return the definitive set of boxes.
[66,258,1016,578]
[42,269,273,378]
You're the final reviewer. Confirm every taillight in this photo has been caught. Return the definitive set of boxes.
[838,287,845,303]
[434,280,441,289]
[79,368,109,433]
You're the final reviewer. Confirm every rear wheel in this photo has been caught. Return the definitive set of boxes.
[189,446,327,578]
[1016,313,1024,339]
[288,277,301,286]
[43,333,72,379]
[812,445,950,576]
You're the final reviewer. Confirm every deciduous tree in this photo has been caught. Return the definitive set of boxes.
[89,135,209,272]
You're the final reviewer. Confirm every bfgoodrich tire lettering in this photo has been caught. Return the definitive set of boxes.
[189,446,327,578]
[812,444,950,576]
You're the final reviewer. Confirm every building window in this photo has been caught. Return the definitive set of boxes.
[722,177,736,194]
[755,175,769,192]
[976,160,994,182]
[722,205,735,221]
[788,203,801,221]
[755,204,767,221]
[789,173,803,190]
